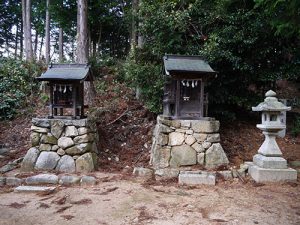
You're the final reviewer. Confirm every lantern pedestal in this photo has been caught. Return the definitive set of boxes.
[249,90,297,182]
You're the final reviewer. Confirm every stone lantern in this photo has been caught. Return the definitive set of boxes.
[248,90,297,182]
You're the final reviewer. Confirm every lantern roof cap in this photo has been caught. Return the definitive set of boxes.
[252,90,291,112]
[36,64,91,82]
[163,55,216,76]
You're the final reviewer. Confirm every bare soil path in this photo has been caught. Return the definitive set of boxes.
[0,173,299,225]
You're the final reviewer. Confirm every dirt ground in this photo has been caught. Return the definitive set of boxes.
[0,172,300,225]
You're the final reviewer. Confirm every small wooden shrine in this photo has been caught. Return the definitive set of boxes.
[162,55,217,119]
[37,64,92,119]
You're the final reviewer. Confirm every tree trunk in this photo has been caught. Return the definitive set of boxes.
[137,0,143,48]
[25,0,33,61]
[39,36,44,60]
[14,24,19,59]
[130,0,138,50]
[34,31,38,57]
[22,0,26,59]
[20,19,23,59]
[77,0,94,105]
[77,0,88,63]
[45,0,50,64]
[59,27,64,62]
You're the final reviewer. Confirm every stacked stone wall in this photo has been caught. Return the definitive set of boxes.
[150,116,229,170]
[21,118,99,173]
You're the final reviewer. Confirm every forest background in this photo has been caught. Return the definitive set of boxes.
[0,0,299,126]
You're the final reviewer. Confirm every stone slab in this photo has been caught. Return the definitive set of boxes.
[25,174,58,185]
[178,172,216,185]
[253,154,287,169]
[249,164,297,182]
[14,186,56,193]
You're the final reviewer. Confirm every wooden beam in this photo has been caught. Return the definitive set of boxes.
[200,80,204,117]
[175,80,180,118]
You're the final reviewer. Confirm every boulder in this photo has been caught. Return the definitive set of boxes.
[169,145,197,167]
[0,177,5,186]
[80,176,97,185]
[73,134,94,144]
[59,175,80,185]
[205,143,229,169]
[35,151,60,170]
[52,145,59,151]
[194,133,207,143]
[157,134,168,146]
[21,147,39,172]
[168,132,185,146]
[30,126,49,134]
[25,174,58,185]
[65,126,79,137]
[65,146,82,155]
[6,177,23,186]
[39,144,52,151]
[58,137,74,149]
[57,148,66,156]
[41,134,57,145]
[51,120,64,139]
[30,132,40,147]
[78,127,90,135]
[133,167,154,178]
[56,155,75,173]
[76,153,95,173]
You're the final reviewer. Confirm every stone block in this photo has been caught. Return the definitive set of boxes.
[58,137,74,149]
[57,148,65,156]
[6,177,23,186]
[35,152,60,170]
[168,132,185,146]
[253,154,287,169]
[50,120,65,138]
[205,143,229,169]
[78,127,90,135]
[56,155,75,173]
[39,144,52,151]
[202,141,212,149]
[218,170,233,180]
[249,165,297,182]
[14,186,56,193]
[59,175,80,185]
[31,126,49,134]
[185,135,196,145]
[133,167,154,178]
[192,142,204,153]
[157,134,169,146]
[175,129,187,133]
[30,132,40,147]
[154,168,179,179]
[76,153,95,173]
[191,120,220,133]
[206,133,220,143]
[186,130,194,135]
[170,145,197,167]
[73,134,94,144]
[197,153,205,165]
[156,124,174,134]
[181,120,191,128]
[32,118,50,128]
[25,174,58,185]
[41,134,57,145]
[21,147,39,172]
[194,133,207,143]
[178,171,216,185]
[72,119,87,127]
[80,176,97,186]
[52,145,59,151]
[151,146,171,168]
[65,126,79,137]
[65,146,82,155]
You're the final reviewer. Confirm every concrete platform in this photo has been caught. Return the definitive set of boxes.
[14,186,56,193]
[253,154,287,169]
[249,164,297,183]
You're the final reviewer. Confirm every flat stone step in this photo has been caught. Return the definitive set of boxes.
[178,171,216,185]
[14,186,56,193]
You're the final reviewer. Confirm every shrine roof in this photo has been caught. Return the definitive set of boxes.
[37,64,91,81]
[163,55,216,76]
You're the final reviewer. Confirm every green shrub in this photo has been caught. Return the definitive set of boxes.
[122,59,164,113]
[0,58,43,120]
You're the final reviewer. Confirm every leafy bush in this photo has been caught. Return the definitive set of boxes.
[0,58,43,120]
[122,57,164,113]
